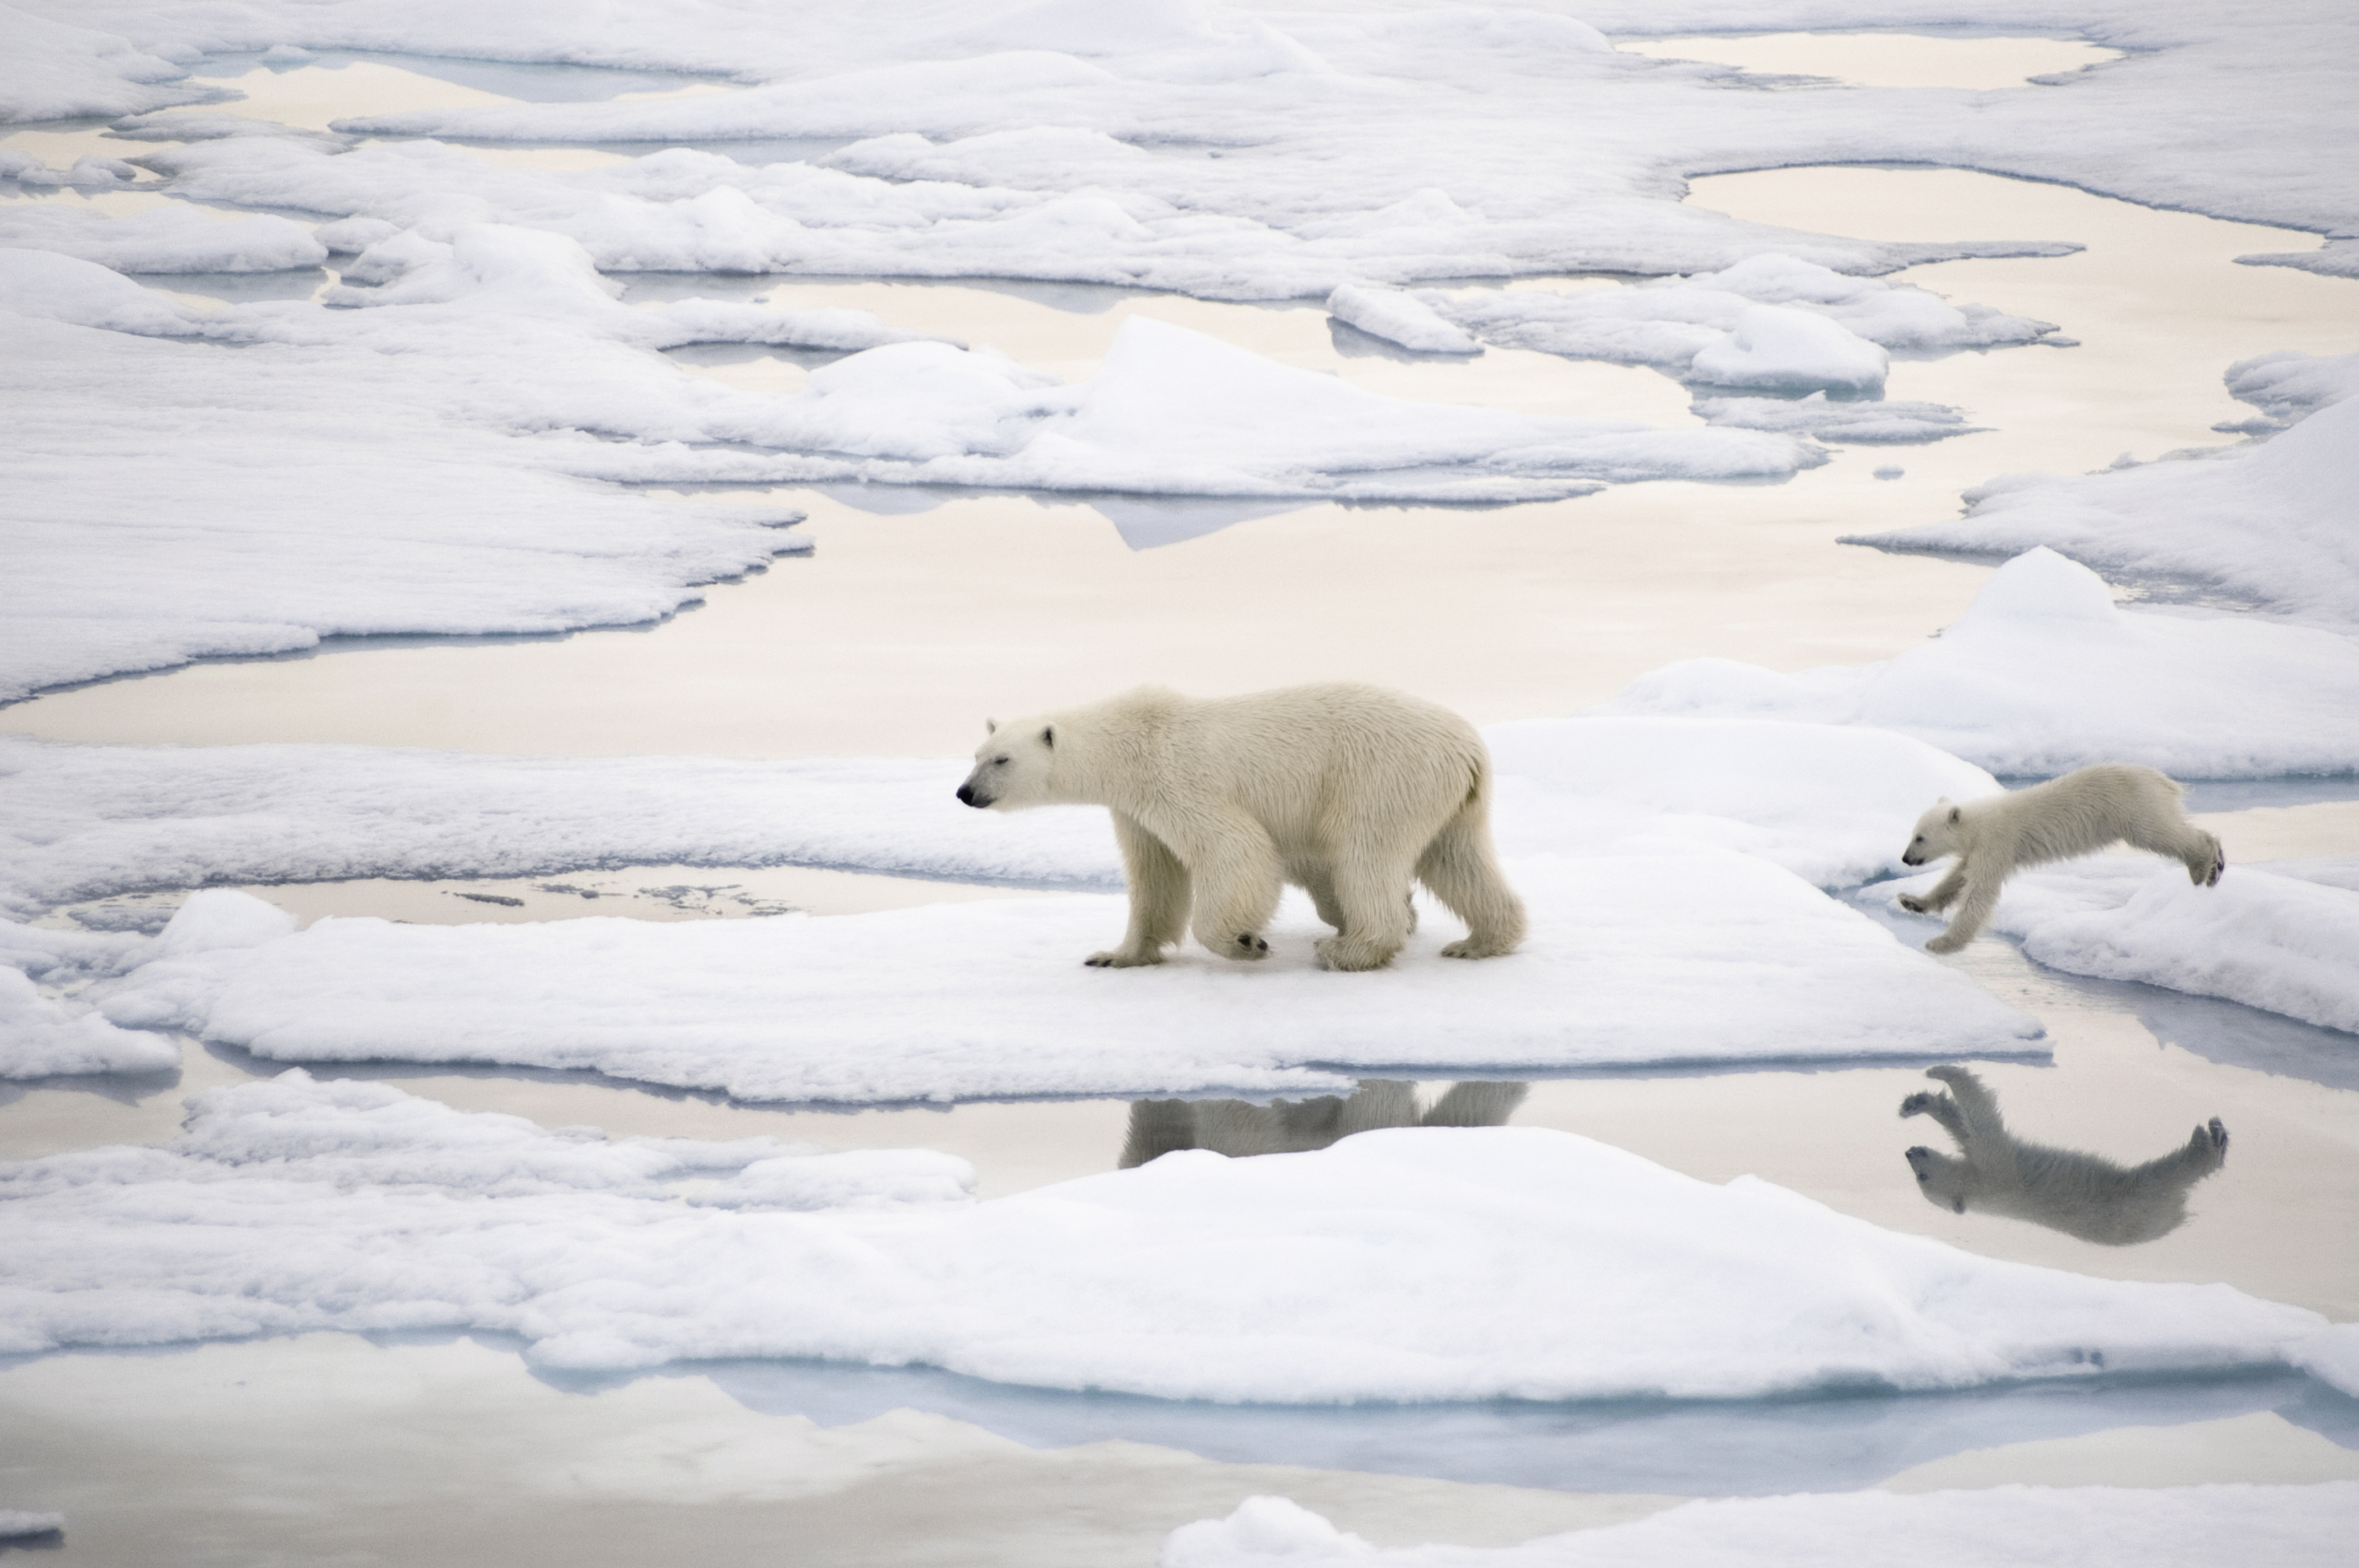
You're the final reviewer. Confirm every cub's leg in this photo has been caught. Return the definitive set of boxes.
[1088,813,1191,967]
[1899,1088,1970,1145]
[2127,816,2225,887]
[2131,1117,2229,1190]
[1926,874,2000,954]
[1415,800,1527,960]
[1897,862,1968,916]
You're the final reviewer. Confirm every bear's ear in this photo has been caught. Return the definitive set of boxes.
[1947,805,1962,825]
[985,718,998,735]
[1935,796,1952,806]
[1041,725,1054,749]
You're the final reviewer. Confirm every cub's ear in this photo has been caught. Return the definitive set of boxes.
[985,718,998,735]
[1935,796,1952,806]
[1946,805,1962,825]
[1041,725,1055,749]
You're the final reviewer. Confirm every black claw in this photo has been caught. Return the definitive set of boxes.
[2210,1117,2229,1152]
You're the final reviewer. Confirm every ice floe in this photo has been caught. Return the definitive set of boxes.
[1853,368,2359,623]
[0,1512,65,1542]
[1163,1484,2359,1568]
[1599,549,2359,778]
[0,201,326,272]
[1427,254,2051,393]
[4,1073,2348,1399]
[1888,858,2359,1036]
[87,849,2041,1099]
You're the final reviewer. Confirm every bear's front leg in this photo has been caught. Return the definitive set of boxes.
[1925,876,1999,954]
[1896,863,1967,916]
[1179,815,1284,962]
[1089,813,1191,968]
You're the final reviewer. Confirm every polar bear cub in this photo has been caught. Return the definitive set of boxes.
[956,683,1526,971]
[1901,1065,2227,1246]
[1897,763,2223,954]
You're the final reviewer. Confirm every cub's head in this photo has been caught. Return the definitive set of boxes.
[1905,1145,1976,1216]
[956,717,1058,811]
[1900,799,1964,866]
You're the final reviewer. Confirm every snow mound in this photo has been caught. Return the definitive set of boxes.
[1891,858,2359,1035]
[1689,305,1889,394]
[1852,378,2359,624]
[94,852,2039,1102]
[1487,717,1998,889]
[1162,1484,2359,1567]
[4,1074,2344,1401]
[1598,549,2359,778]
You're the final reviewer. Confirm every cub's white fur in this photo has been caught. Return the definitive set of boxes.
[957,683,1526,971]
[1901,1065,2228,1246]
[1897,763,2223,954]
[1121,1080,1527,1166]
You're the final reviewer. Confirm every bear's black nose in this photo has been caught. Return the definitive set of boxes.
[956,784,975,806]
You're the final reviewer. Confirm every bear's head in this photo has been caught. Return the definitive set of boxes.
[957,716,1060,811]
[1905,1144,1975,1216]
[1900,799,1964,866]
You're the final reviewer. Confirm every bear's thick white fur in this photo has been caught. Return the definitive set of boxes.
[1900,1065,2227,1246]
[1897,762,2224,954]
[956,683,1527,971]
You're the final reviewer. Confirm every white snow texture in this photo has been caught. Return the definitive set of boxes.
[5,1072,2348,1402]
[1160,1485,2359,1568]
[1889,858,2359,1035]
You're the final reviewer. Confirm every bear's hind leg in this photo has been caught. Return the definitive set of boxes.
[2127,814,2225,887]
[1417,802,1527,960]
[1316,853,1416,971]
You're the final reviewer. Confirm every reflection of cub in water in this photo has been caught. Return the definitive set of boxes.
[1121,1080,1527,1166]
[1901,1065,2227,1246]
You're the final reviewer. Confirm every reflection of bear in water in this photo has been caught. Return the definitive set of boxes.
[1896,763,2224,954]
[1121,1080,1527,1167]
[1900,1065,2227,1246]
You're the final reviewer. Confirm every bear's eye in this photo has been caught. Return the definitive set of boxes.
[993,755,1010,766]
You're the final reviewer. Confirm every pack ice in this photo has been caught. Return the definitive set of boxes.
[1601,549,2359,778]
[5,1071,2351,1405]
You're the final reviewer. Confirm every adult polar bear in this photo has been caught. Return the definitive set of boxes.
[957,684,1526,971]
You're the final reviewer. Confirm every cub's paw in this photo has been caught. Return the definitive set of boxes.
[1896,894,1931,914]
[1898,1092,1939,1119]
[2205,847,2225,887]
[1085,949,1166,968]
[2203,1117,2229,1156]
[1925,931,1969,955]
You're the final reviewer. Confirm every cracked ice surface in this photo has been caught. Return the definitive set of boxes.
[1597,549,2359,778]
[6,1072,2351,1404]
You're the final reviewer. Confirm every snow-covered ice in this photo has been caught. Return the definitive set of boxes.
[1427,255,2050,394]
[1853,367,2359,623]
[1162,1485,2359,1568]
[1325,284,1481,357]
[5,1072,2348,1400]
[88,853,2041,1099]
[1887,858,2359,1036]
[0,202,326,272]
[1599,550,2359,778]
